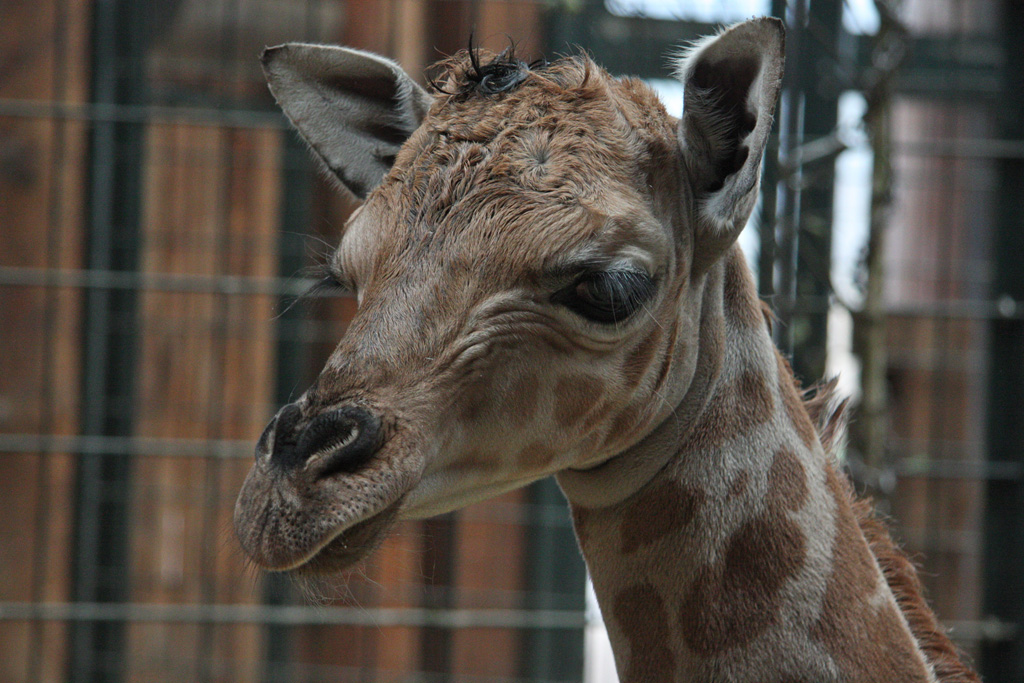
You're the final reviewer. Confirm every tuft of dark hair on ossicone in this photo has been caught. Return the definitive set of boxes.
[464,35,531,95]
[427,35,551,97]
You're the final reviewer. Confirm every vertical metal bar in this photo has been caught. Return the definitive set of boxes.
[757,0,789,301]
[919,0,967,624]
[790,0,842,382]
[194,0,242,679]
[520,480,586,681]
[773,0,807,358]
[982,3,1024,679]
[757,135,780,301]
[420,517,456,682]
[69,0,148,679]
[850,0,906,489]
[261,129,313,683]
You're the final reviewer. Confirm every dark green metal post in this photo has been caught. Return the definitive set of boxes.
[789,0,842,384]
[771,0,843,382]
[757,0,788,305]
[260,133,314,683]
[520,479,586,681]
[981,2,1024,679]
[68,0,150,679]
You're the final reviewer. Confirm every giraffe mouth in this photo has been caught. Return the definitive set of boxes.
[290,498,404,574]
[233,446,422,573]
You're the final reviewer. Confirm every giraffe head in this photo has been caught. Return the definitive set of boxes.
[234,18,785,573]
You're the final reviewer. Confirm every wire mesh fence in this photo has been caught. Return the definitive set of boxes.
[2,0,1023,681]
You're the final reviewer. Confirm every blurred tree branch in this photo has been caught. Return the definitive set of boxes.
[848,0,909,499]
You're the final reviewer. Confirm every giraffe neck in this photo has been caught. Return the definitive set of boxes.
[558,248,938,683]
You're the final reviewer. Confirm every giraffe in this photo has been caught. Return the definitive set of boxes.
[233,18,981,682]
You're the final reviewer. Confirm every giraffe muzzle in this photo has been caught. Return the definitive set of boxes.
[236,400,419,572]
[260,402,382,477]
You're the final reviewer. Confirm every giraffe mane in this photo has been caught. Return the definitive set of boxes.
[853,493,982,682]
[801,377,847,455]
[800,378,981,682]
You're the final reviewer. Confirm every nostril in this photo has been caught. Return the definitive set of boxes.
[297,413,360,463]
[296,406,381,476]
[275,403,303,450]
[255,416,276,459]
[260,402,304,467]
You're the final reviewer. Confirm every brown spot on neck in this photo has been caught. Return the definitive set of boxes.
[679,368,774,453]
[736,370,773,420]
[727,468,749,498]
[766,447,808,513]
[613,584,676,681]
[679,513,806,656]
[619,479,705,555]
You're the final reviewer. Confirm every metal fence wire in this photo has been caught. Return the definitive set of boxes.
[2,0,1023,682]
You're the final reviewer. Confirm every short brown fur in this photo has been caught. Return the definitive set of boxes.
[614,584,677,680]
[678,447,809,657]
[619,479,705,555]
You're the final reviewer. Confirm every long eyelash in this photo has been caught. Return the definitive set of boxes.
[273,263,349,320]
[616,270,655,303]
[550,268,655,325]
[304,262,348,294]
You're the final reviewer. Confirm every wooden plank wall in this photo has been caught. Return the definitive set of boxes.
[124,122,282,681]
[0,1,92,681]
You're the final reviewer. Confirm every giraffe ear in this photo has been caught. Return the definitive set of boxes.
[262,43,433,199]
[676,18,784,269]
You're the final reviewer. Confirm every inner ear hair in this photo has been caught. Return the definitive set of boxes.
[686,55,761,193]
[675,18,785,268]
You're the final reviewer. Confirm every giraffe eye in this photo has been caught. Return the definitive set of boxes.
[552,269,655,324]
[310,262,352,293]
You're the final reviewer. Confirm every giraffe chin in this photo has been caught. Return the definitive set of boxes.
[290,501,403,575]
[235,483,407,575]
